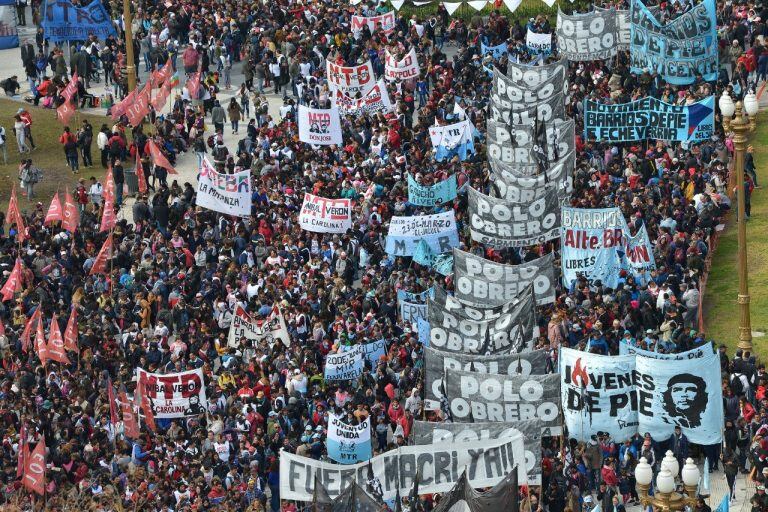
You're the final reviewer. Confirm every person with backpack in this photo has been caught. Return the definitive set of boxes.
[77,119,93,168]
[107,130,125,166]
[59,126,79,173]
[18,158,41,198]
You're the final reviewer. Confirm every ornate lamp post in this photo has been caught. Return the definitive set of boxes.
[719,91,760,352]
[635,453,700,511]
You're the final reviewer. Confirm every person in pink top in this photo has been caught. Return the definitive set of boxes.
[181,44,199,74]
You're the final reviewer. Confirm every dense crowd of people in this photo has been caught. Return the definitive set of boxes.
[0,0,766,510]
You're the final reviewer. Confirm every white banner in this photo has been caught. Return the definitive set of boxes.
[385,48,420,81]
[136,368,208,419]
[327,413,372,464]
[333,80,393,117]
[526,30,552,54]
[298,193,352,233]
[298,105,343,146]
[196,157,251,217]
[351,11,396,35]
[227,304,290,348]
[326,60,376,95]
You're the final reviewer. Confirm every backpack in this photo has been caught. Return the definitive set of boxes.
[109,138,122,155]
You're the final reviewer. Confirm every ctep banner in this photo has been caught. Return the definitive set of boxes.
[326,60,376,95]
[196,157,251,217]
[136,368,208,419]
[297,105,343,146]
[298,193,352,233]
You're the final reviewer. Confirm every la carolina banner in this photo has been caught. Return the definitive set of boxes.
[384,48,420,81]
[196,158,251,217]
[584,96,715,143]
[351,11,396,34]
[333,80,393,117]
[326,60,375,95]
[407,174,458,207]
[385,211,459,257]
[41,0,118,41]
[559,347,723,444]
[469,187,561,248]
[298,105,343,146]
[556,9,619,61]
[454,250,557,305]
[327,413,372,464]
[444,370,561,429]
[526,30,552,54]
[630,0,718,85]
[136,368,208,419]
[298,193,352,233]
[487,118,574,167]
[490,157,573,202]
[412,420,543,485]
[227,304,291,348]
[619,340,713,360]
[489,91,564,125]
[279,433,526,501]
[325,346,366,381]
[424,345,548,410]
[506,57,567,89]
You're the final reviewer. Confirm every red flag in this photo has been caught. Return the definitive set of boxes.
[1,258,22,302]
[6,186,27,241]
[57,99,76,126]
[61,73,79,102]
[135,157,147,194]
[111,88,137,120]
[16,423,25,478]
[46,313,70,365]
[20,307,40,353]
[186,71,201,99]
[63,307,78,352]
[107,377,118,425]
[136,378,156,433]
[89,236,113,276]
[22,436,45,495]
[151,79,173,112]
[125,83,152,126]
[147,139,178,174]
[99,200,116,233]
[61,190,80,233]
[151,57,173,88]
[44,192,63,225]
[120,389,139,439]
[103,166,115,203]
[35,315,49,366]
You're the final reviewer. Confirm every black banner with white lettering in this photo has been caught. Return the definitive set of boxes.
[487,118,574,168]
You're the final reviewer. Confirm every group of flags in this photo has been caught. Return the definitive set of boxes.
[19,303,78,366]
[108,376,156,438]
[110,57,179,125]
[17,426,46,496]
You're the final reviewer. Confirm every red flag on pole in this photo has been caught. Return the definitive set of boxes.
[61,73,79,102]
[99,200,116,233]
[44,192,63,225]
[57,99,76,126]
[89,236,113,276]
[61,190,80,233]
[1,258,23,302]
[20,307,40,353]
[6,186,27,241]
[16,422,26,478]
[46,313,70,365]
[63,307,78,352]
[111,88,137,120]
[107,377,118,426]
[103,166,115,204]
[22,436,45,495]
[35,315,49,366]
[151,57,174,88]
[147,139,178,174]
[135,157,147,194]
[151,79,173,112]
[120,389,139,439]
[125,82,152,126]
[136,378,156,433]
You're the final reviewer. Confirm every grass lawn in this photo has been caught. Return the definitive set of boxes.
[704,111,768,360]
[0,97,117,210]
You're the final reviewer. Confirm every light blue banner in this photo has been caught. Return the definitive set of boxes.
[584,96,715,143]
[619,341,714,360]
[385,211,460,257]
[327,414,372,464]
[407,174,458,207]
[417,318,430,346]
[481,42,508,59]
[432,254,453,276]
[412,239,437,267]
[396,288,434,303]
[340,340,387,368]
[41,0,118,42]
[0,0,18,49]
[400,301,427,325]
[626,224,656,285]
[324,349,365,381]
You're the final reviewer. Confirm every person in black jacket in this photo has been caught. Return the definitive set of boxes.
[112,158,124,207]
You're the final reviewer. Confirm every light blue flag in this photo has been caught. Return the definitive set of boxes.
[698,457,710,496]
[480,42,508,59]
[432,254,454,276]
[412,239,437,267]
[397,288,435,303]
[417,318,430,346]
[714,494,729,512]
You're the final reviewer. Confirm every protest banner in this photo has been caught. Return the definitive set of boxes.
[326,60,375,95]
[384,48,420,81]
[619,341,713,359]
[486,118,574,167]
[468,187,561,248]
[399,300,427,325]
[298,105,343,146]
[298,193,352,233]
[0,1,18,49]
[333,80,393,117]
[453,250,556,306]
[196,157,251,217]
[626,223,656,283]
[597,6,631,48]
[429,119,475,162]
[279,433,526,501]
[385,211,459,257]
[351,11,396,34]
[327,413,372,464]
[41,0,117,41]
[396,288,434,303]
[325,347,366,381]
[491,66,565,110]
[489,90,565,125]
[559,347,723,443]
[630,0,718,85]
[412,420,543,484]
[407,174,458,207]
[227,304,290,349]
[526,30,552,54]
[490,156,574,202]
[417,318,430,345]
[136,368,208,419]
[431,285,525,321]
[556,9,619,61]
[339,340,387,367]
[444,370,561,429]
[481,42,508,59]
[424,346,549,410]
[506,57,567,89]
[584,96,715,143]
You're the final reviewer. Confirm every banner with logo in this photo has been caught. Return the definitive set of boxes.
[429,119,475,162]
[412,420,543,484]
[136,368,208,419]
[326,60,375,95]
[424,346,549,410]
[385,211,459,256]
[228,304,291,349]
[325,346,366,381]
[407,174,458,207]
[584,96,715,142]
[444,370,561,428]
[384,48,420,81]
[454,250,556,305]
[298,105,343,146]
[196,158,251,217]
[279,434,526,501]
[41,0,117,41]
[492,67,565,113]
[556,9,619,61]
[298,193,352,233]
[487,118,574,167]
[333,80,393,117]
[526,30,552,54]
[469,187,561,248]
[490,157,573,202]
[351,11,396,34]
[630,0,718,85]
[619,341,713,359]
[506,57,567,89]
[327,413,372,464]
[481,42,508,59]
[489,91,564,125]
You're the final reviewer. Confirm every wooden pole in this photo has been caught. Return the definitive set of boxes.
[123,0,137,93]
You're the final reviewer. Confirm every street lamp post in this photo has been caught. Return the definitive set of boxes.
[634,453,700,512]
[719,91,760,353]
[122,0,137,92]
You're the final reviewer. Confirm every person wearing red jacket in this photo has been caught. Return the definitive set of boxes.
[18,108,35,150]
